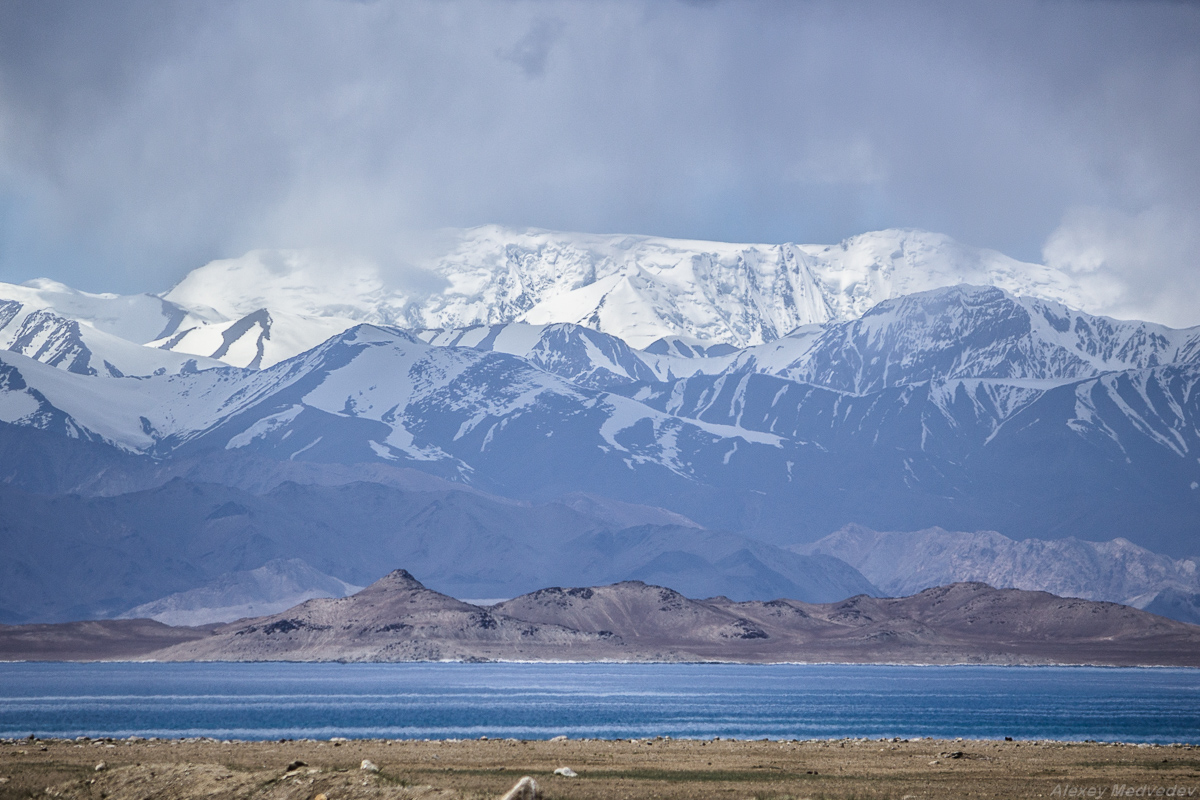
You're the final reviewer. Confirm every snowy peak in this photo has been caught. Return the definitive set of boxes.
[149,309,364,370]
[0,278,201,344]
[745,285,1200,394]
[420,322,678,390]
[424,225,838,348]
[0,281,222,377]
[0,301,222,379]
[156,250,384,369]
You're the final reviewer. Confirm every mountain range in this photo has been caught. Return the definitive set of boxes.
[0,226,1113,372]
[120,573,1200,666]
[0,226,1197,626]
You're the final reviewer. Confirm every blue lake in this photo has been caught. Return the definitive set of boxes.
[1,662,1197,743]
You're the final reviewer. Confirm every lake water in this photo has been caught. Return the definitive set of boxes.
[1,662,1197,743]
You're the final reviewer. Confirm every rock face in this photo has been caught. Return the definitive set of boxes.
[148,572,1200,667]
[796,525,1200,624]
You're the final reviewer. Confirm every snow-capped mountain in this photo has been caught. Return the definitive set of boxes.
[417,322,722,389]
[735,286,1200,394]
[1,291,1197,559]
[0,324,790,490]
[0,225,1146,373]
[0,280,222,376]
[145,226,1103,367]
[0,302,224,377]
[1,225,1198,624]
[0,278,201,344]
[427,286,1200,398]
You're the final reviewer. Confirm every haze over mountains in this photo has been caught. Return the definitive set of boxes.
[0,226,1196,627]
[799,526,1200,625]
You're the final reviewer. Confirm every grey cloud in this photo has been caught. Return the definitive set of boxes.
[498,17,566,77]
[1043,204,1200,329]
[0,0,1195,327]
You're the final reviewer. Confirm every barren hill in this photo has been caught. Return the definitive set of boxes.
[145,573,1200,666]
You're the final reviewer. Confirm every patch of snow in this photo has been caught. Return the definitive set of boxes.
[225,405,304,449]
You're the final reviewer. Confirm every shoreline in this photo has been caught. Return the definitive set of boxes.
[5,735,1200,745]
[5,657,1200,668]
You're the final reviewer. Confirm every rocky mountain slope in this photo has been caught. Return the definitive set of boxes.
[150,572,1200,666]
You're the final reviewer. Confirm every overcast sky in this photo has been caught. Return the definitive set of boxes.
[0,0,1197,325]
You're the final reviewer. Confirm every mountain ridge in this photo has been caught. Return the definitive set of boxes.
[1,225,1135,373]
[1,296,1197,557]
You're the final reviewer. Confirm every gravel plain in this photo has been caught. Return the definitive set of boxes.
[2,735,1198,800]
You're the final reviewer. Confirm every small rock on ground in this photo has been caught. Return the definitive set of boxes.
[500,775,539,800]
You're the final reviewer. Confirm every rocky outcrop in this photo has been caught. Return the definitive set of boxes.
[153,570,619,663]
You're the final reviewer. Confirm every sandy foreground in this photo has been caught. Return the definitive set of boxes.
[1,736,1197,800]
